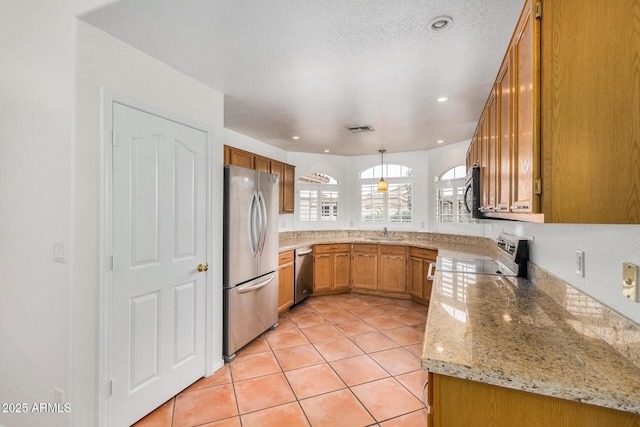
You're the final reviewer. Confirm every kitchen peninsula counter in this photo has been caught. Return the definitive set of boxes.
[422,270,640,416]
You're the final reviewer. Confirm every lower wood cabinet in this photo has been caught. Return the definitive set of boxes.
[352,244,378,290]
[408,247,437,304]
[278,251,294,314]
[427,372,640,427]
[378,245,407,293]
[309,243,438,301]
[313,244,351,293]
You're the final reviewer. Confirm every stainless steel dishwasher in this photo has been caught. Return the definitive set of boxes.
[294,247,313,304]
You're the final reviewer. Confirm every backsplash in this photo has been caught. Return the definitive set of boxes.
[529,263,640,370]
[279,230,495,251]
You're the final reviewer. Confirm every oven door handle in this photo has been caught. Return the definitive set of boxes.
[427,263,436,281]
[237,275,275,294]
[297,249,313,256]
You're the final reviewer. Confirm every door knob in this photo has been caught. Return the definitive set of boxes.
[197,263,208,272]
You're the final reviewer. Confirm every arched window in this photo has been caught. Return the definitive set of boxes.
[298,173,340,222]
[360,164,413,224]
[434,166,473,224]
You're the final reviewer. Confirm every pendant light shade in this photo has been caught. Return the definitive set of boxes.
[377,149,388,191]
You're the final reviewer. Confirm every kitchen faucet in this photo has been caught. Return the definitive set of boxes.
[383,227,388,240]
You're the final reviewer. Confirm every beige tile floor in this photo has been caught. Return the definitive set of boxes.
[133,293,430,427]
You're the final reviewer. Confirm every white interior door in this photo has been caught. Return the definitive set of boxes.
[110,103,207,426]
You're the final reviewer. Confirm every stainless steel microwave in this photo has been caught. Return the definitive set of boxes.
[464,164,484,219]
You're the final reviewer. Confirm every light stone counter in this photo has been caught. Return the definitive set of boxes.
[422,270,640,415]
[278,230,495,257]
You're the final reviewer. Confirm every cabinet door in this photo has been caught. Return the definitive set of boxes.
[283,164,295,213]
[313,254,333,292]
[496,54,513,212]
[229,148,254,169]
[255,155,270,173]
[408,257,424,299]
[479,111,489,208]
[333,253,351,290]
[486,89,497,212]
[379,254,406,293]
[511,0,539,213]
[352,252,378,290]
[269,160,285,213]
[278,262,294,314]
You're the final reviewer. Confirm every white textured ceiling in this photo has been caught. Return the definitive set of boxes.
[80,0,523,155]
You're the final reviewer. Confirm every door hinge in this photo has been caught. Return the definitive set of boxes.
[111,130,117,146]
[535,2,542,19]
[534,179,542,194]
[110,255,115,271]
[108,380,113,397]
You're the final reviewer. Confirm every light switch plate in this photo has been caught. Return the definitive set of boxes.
[623,262,638,302]
[53,241,66,263]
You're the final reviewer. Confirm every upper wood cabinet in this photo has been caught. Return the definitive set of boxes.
[496,54,513,213]
[224,145,296,214]
[470,0,640,223]
[510,0,539,215]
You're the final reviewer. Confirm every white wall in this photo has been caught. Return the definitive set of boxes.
[0,2,108,426]
[0,2,225,426]
[74,21,225,426]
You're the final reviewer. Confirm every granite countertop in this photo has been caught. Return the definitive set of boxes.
[421,270,640,414]
[279,234,494,258]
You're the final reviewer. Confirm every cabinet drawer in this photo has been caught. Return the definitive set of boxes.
[314,243,351,254]
[352,244,378,253]
[409,246,438,260]
[279,250,294,265]
[379,244,407,255]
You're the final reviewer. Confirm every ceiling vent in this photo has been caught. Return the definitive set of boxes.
[348,125,375,133]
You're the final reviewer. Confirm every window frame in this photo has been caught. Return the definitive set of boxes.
[359,164,414,226]
[434,166,476,230]
[297,173,341,224]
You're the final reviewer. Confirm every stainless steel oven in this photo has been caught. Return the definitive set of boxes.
[464,164,484,219]
[437,233,529,278]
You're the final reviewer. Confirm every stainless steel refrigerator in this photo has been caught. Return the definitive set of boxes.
[223,165,279,362]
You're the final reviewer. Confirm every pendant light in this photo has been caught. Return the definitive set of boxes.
[377,149,388,191]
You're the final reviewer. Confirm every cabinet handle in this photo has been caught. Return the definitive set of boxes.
[361,254,372,257]
[495,206,509,212]
[511,205,530,210]
[387,256,401,259]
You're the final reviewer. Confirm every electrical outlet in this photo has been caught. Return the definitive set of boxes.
[576,250,585,277]
[623,262,638,302]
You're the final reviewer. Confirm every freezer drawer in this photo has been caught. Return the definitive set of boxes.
[223,272,278,362]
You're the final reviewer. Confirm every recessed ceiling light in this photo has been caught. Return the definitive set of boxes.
[436,97,449,103]
[429,16,453,32]
[292,136,300,140]
[324,149,330,153]
[437,140,445,144]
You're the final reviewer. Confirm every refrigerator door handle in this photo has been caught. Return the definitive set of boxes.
[248,191,258,255]
[237,274,275,294]
[257,191,268,254]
